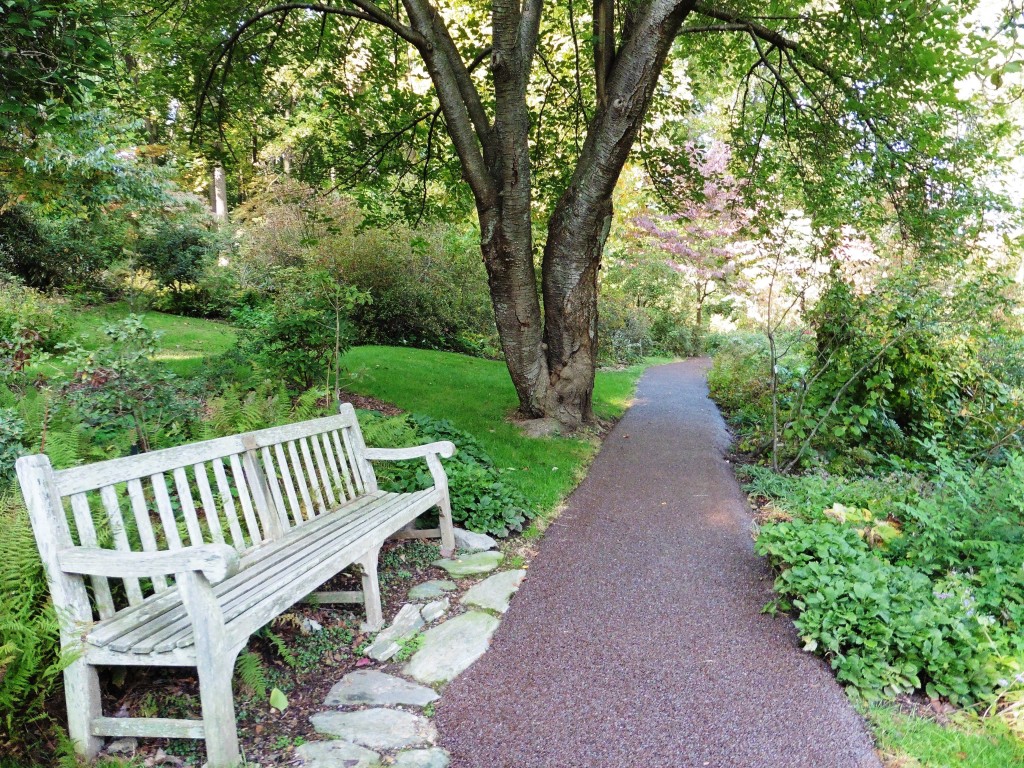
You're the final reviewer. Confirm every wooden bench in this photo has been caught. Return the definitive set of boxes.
[15,405,456,767]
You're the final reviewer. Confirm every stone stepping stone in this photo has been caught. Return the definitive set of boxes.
[324,670,438,709]
[461,569,525,614]
[420,597,449,623]
[363,604,425,661]
[295,739,380,768]
[311,708,436,752]
[453,527,498,552]
[408,580,456,600]
[392,747,451,768]
[404,611,500,685]
[432,551,503,578]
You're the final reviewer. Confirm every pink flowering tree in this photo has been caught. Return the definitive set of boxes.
[629,141,752,349]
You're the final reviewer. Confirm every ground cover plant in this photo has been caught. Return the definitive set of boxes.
[709,271,1024,764]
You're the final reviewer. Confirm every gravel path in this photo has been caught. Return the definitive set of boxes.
[435,360,881,768]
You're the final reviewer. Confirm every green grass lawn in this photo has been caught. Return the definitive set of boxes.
[67,302,237,377]
[342,345,663,517]
[868,706,1024,767]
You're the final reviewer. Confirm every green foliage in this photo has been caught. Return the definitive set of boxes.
[56,316,202,452]
[751,457,1024,706]
[234,650,270,699]
[364,411,534,536]
[795,268,1023,468]
[0,410,26,486]
[597,294,653,365]
[134,221,233,316]
[0,282,72,370]
[0,493,68,758]
[232,185,497,357]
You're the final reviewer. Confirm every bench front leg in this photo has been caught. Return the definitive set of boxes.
[355,549,384,632]
[179,571,241,768]
[425,452,456,557]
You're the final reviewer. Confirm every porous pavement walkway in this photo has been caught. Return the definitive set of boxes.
[434,359,881,768]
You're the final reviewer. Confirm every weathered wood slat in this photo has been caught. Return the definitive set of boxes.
[172,467,205,546]
[274,442,303,525]
[92,716,205,739]
[98,485,144,605]
[304,590,364,604]
[54,413,360,496]
[287,440,315,521]
[338,428,364,495]
[193,463,224,545]
[390,527,442,540]
[128,495,418,654]
[211,458,246,549]
[346,423,378,494]
[319,432,344,502]
[127,479,167,592]
[328,430,356,501]
[299,438,327,516]
[85,492,390,648]
[150,473,184,550]
[260,446,291,532]
[233,450,268,540]
[309,435,335,509]
[70,493,115,620]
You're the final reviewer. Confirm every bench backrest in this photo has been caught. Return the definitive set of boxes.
[16,404,378,623]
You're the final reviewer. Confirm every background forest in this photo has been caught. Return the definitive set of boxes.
[2,0,1024,766]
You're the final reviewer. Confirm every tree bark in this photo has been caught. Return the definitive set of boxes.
[540,0,696,425]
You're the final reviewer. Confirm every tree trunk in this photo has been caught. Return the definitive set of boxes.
[537,0,696,426]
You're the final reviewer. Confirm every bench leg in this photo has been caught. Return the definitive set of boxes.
[438,494,456,558]
[356,549,384,632]
[63,657,103,759]
[197,651,241,768]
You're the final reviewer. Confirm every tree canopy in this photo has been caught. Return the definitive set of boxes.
[2,0,1021,426]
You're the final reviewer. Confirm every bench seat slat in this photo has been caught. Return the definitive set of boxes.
[85,490,437,655]
[84,492,388,647]
[132,492,431,655]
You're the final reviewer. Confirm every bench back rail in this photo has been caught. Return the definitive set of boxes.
[27,405,377,622]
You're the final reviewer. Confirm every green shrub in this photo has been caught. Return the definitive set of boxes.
[56,316,203,453]
[134,221,235,317]
[0,282,71,353]
[364,412,534,536]
[751,454,1024,706]
[0,410,25,486]
[597,295,652,365]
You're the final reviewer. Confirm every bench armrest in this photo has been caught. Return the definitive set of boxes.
[363,441,456,461]
[57,543,240,585]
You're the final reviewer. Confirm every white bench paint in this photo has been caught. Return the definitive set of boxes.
[16,404,455,767]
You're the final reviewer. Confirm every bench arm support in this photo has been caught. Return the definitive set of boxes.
[362,441,456,461]
[57,544,240,585]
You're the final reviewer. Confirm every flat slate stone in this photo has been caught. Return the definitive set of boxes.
[392,748,451,768]
[420,598,449,623]
[363,604,425,661]
[408,580,457,600]
[453,528,498,552]
[404,611,500,685]
[432,551,503,578]
[311,709,437,751]
[461,570,526,614]
[295,740,381,768]
[324,670,439,709]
